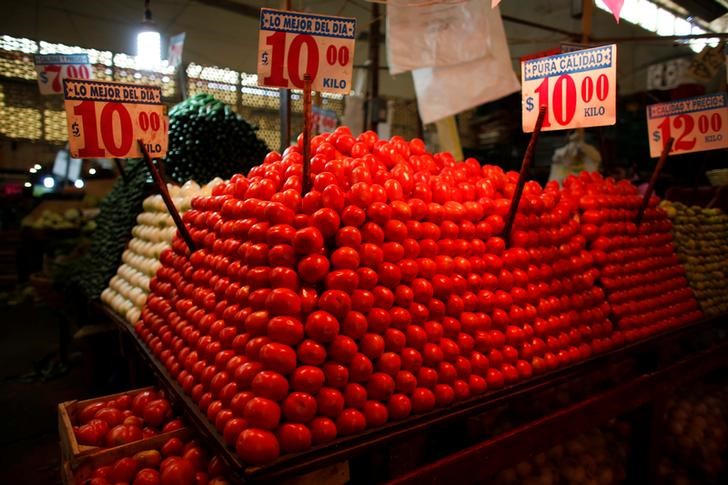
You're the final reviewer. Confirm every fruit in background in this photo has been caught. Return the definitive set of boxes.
[101,180,223,323]
[660,201,728,317]
[136,127,628,465]
[493,421,630,485]
[563,172,702,341]
[22,207,97,232]
[660,383,728,481]
[72,390,182,448]
[77,436,229,485]
[165,93,269,183]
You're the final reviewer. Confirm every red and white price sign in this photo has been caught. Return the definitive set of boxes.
[312,106,338,134]
[646,93,728,158]
[34,54,92,95]
[257,8,356,94]
[521,44,617,132]
[63,79,168,159]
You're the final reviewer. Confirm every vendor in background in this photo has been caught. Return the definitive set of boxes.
[548,132,602,185]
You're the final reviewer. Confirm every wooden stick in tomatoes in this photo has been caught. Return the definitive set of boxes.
[138,140,196,253]
[503,106,547,246]
[636,136,674,227]
[302,73,313,194]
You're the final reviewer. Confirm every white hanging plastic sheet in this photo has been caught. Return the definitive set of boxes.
[411,5,520,124]
[386,0,492,75]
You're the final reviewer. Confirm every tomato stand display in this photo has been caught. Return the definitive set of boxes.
[77,125,728,483]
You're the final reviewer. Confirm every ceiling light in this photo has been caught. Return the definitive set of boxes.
[137,0,161,70]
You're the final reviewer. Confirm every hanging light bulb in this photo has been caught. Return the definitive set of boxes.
[137,0,161,70]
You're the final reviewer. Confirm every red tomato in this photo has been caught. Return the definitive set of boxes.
[343,383,368,408]
[143,399,171,427]
[277,423,312,453]
[243,398,281,430]
[305,311,340,343]
[250,370,289,401]
[236,428,280,465]
[132,390,158,416]
[78,402,107,424]
[160,457,195,485]
[411,388,436,414]
[267,316,304,346]
[366,373,395,401]
[362,400,388,427]
[387,394,412,420]
[110,457,139,482]
[283,392,317,423]
[258,342,297,374]
[290,366,326,394]
[336,408,367,436]
[162,419,185,433]
[133,469,161,485]
[297,339,327,366]
[309,416,337,444]
[161,437,185,457]
[316,387,345,418]
[182,446,206,471]
[223,417,247,446]
[106,424,143,447]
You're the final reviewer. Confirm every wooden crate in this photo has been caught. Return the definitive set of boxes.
[61,428,191,485]
[58,386,183,464]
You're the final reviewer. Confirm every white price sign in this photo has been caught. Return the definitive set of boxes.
[257,8,356,94]
[521,44,617,132]
[63,79,168,159]
[646,93,728,158]
[34,54,92,95]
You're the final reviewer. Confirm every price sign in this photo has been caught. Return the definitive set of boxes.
[63,79,168,159]
[257,8,356,94]
[312,106,338,133]
[646,93,728,158]
[34,54,92,95]
[521,44,617,132]
[646,58,691,91]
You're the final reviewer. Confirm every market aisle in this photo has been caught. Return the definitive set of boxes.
[0,295,86,485]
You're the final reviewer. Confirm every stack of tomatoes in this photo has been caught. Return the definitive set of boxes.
[78,436,228,485]
[134,128,664,466]
[506,180,621,372]
[73,390,183,448]
[563,172,702,341]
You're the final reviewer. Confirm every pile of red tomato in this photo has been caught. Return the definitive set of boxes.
[563,172,702,340]
[78,436,228,485]
[73,390,183,448]
[506,179,622,372]
[134,128,697,466]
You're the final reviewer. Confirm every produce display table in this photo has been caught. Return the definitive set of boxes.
[96,301,728,484]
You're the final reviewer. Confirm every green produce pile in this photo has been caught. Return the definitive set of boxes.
[661,201,728,317]
[165,93,269,182]
[62,94,267,301]
[64,158,150,300]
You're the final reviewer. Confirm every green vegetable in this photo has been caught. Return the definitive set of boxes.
[164,93,269,183]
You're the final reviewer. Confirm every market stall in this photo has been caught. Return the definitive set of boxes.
[0,1,727,484]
